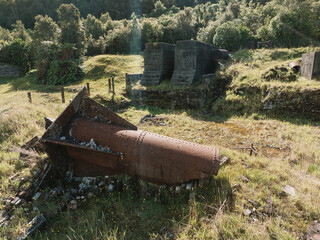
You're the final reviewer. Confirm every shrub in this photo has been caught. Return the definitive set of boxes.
[213,21,251,51]
[46,59,84,85]
[0,38,31,73]
[35,41,84,85]
[141,19,164,47]
[86,35,106,56]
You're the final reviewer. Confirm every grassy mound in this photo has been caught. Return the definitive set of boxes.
[212,47,320,120]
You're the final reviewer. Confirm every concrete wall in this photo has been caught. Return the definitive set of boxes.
[171,41,218,86]
[141,42,175,86]
[301,52,320,80]
[0,65,19,77]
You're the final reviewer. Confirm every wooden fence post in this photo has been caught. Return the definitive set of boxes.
[86,82,90,96]
[108,79,111,93]
[61,87,65,103]
[112,77,115,93]
[27,92,32,103]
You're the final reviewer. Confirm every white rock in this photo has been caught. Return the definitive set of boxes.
[107,184,114,192]
[32,192,41,201]
[60,136,66,141]
[283,185,296,197]
[98,181,105,187]
[243,209,251,216]
[186,183,193,190]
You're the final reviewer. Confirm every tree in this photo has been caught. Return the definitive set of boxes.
[268,5,315,47]
[213,21,251,51]
[0,38,31,73]
[85,14,104,39]
[33,15,60,43]
[57,4,86,57]
[150,1,167,17]
[0,27,12,42]
[175,7,196,40]
[141,18,164,47]
[11,20,31,42]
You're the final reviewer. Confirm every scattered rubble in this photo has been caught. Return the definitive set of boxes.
[139,114,167,126]
[243,209,252,216]
[262,66,297,82]
[18,214,46,240]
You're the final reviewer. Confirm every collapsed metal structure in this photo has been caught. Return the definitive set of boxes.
[41,88,221,185]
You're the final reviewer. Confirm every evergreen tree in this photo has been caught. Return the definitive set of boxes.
[57,3,86,57]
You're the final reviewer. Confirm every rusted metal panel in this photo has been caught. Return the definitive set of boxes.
[41,88,221,185]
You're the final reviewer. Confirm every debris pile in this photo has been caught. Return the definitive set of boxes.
[139,114,167,126]
[262,66,297,82]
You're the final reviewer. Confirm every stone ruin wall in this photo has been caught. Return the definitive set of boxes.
[171,41,219,86]
[301,52,320,80]
[141,40,228,87]
[0,64,19,77]
[141,42,175,86]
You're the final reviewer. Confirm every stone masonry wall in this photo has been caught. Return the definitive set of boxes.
[171,41,218,86]
[0,65,19,77]
[142,42,175,86]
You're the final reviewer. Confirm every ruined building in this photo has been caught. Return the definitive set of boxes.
[141,40,229,87]
[141,42,175,86]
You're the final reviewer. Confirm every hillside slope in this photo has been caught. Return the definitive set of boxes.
[0,52,320,239]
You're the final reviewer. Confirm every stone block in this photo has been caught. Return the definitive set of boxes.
[301,52,320,80]
[171,40,220,86]
[0,65,19,77]
[141,42,175,86]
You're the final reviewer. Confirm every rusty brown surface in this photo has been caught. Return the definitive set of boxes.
[41,88,221,185]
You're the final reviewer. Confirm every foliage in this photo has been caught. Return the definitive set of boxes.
[11,20,31,42]
[105,22,132,54]
[197,21,217,44]
[57,3,86,57]
[34,41,84,85]
[1,0,320,56]
[150,1,167,17]
[141,18,164,47]
[46,59,84,85]
[33,15,60,43]
[84,14,104,39]
[213,21,251,51]
[0,38,31,73]
[86,35,106,56]
[0,26,12,42]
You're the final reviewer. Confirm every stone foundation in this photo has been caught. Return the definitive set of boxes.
[0,64,19,77]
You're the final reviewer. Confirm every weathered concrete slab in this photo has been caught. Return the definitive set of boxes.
[141,42,175,86]
[301,52,320,80]
[0,64,19,77]
[171,41,220,86]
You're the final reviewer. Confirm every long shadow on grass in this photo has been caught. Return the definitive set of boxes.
[132,104,231,123]
[131,103,320,127]
[2,73,86,94]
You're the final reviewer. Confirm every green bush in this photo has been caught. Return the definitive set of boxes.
[35,41,84,85]
[213,21,251,51]
[46,59,84,85]
[86,35,106,56]
[0,38,31,73]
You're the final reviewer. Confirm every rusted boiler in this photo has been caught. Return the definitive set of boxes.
[41,88,221,185]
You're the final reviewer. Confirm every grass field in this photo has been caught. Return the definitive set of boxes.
[0,51,320,239]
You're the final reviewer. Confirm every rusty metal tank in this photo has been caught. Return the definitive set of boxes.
[41,88,221,185]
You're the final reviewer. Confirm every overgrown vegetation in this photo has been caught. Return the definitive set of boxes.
[0,52,320,239]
